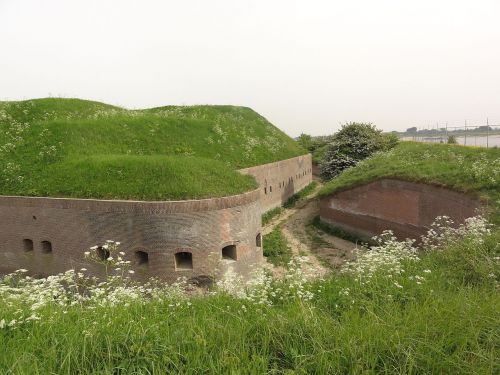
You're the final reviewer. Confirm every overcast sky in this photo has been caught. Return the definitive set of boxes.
[1,0,499,136]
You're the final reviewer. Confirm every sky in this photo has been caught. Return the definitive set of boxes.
[1,0,499,136]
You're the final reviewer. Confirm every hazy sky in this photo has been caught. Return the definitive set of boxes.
[1,0,499,136]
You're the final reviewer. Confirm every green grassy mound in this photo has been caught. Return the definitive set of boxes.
[319,142,500,220]
[0,98,306,200]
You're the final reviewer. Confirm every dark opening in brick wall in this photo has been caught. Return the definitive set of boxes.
[256,233,262,247]
[23,239,33,252]
[175,252,193,270]
[135,250,149,266]
[41,241,52,253]
[222,245,237,261]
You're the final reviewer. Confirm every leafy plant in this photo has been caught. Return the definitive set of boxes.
[320,122,398,181]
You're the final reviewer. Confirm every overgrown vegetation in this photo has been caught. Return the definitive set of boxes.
[1,214,498,373]
[296,133,333,164]
[311,215,366,244]
[283,181,318,208]
[263,227,293,267]
[0,98,306,199]
[320,122,399,181]
[319,142,500,222]
[262,207,284,226]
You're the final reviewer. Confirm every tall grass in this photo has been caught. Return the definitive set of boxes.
[1,217,498,374]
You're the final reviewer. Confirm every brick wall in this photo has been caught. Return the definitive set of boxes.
[320,179,482,241]
[239,154,313,213]
[0,154,312,280]
[0,189,263,282]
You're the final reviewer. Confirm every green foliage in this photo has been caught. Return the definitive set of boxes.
[311,215,367,244]
[263,227,293,267]
[283,181,318,208]
[22,155,257,200]
[1,228,498,374]
[296,133,313,151]
[319,142,500,223]
[0,98,306,199]
[262,207,284,226]
[320,122,398,180]
[448,134,458,144]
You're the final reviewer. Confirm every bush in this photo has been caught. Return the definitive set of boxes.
[320,123,398,181]
[320,147,358,180]
[448,135,458,144]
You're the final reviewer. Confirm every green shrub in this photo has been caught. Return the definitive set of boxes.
[320,123,398,181]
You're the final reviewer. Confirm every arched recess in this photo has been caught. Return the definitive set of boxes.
[222,245,237,261]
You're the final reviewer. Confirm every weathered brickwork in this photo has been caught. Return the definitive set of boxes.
[0,189,263,282]
[240,154,313,213]
[0,155,312,281]
[320,179,482,241]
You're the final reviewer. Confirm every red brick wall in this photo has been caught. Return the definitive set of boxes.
[239,154,313,213]
[0,154,312,280]
[320,179,482,241]
[0,189,263,282]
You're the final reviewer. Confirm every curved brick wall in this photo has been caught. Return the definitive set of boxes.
[0,154,312,281]
[320,179,483,241]
[0,189,262,282]
[240,154,313,213]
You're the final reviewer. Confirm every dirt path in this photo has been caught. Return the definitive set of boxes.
[263,182,359,276]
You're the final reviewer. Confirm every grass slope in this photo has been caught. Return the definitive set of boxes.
[319,142,500,220]
[0,98,306,199]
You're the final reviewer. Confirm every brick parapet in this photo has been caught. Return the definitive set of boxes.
[0,188,260,214]
[239,154,313,213]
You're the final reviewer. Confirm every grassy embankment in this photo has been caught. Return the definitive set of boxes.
[320,142,500,222]
[0,98,306,200]
[1,142,499,374]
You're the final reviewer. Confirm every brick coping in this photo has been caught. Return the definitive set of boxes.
[238,153,311,172]
[0,188,261,214]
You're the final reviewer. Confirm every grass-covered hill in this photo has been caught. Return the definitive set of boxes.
[319,142,500,222]
[0,98,306,200]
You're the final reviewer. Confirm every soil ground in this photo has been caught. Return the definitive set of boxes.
[263,180,360,277]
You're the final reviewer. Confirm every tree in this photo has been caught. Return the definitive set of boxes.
[296,133,313,151]
[406,127,417,133]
